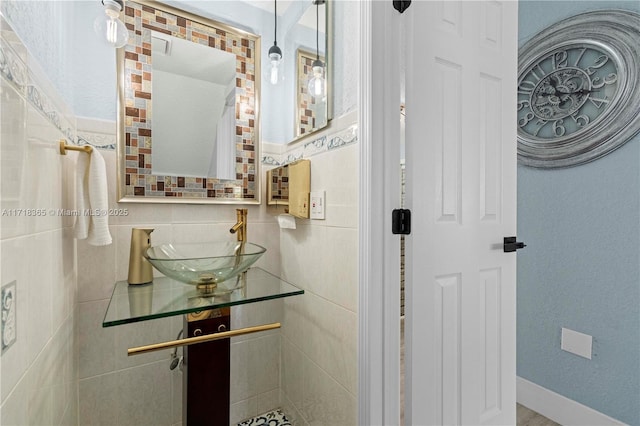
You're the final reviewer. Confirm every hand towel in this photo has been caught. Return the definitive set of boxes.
[73,151,90,240]
[73,147,113,246]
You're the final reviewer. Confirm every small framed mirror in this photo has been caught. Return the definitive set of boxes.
[116,0,260,204]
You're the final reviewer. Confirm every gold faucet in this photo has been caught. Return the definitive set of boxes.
[230,209,248,289]
[229,208,247,242]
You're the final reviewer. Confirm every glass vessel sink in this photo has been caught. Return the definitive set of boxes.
[145,242,266,295]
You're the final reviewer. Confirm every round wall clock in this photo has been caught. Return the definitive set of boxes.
[517,10,640,168]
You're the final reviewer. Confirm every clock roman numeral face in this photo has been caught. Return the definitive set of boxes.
[517,44,620,140]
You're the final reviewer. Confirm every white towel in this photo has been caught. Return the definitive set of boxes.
[73,148,112,246]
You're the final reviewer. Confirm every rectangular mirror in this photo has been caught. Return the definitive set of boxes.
[259,0,332,145]
[117,0,261,203]
[151,31,238,180]
[291,0,329,139]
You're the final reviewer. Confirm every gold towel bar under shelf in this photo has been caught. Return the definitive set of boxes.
[127,322,281,356]
[59,139,93,155]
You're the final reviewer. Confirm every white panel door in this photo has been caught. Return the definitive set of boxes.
[404,1,518,425]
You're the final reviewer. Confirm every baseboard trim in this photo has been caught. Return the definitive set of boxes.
[516,376,626,426]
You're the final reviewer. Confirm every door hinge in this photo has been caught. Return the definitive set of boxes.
[393,0,411,13]
[392,209,411,235]
[503,237,526,252]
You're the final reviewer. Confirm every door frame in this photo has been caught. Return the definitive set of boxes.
[358,2,402,425]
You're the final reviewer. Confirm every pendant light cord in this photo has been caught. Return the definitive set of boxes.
[315,1,320,60]
[274,0,278,46]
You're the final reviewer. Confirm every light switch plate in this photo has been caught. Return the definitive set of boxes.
[310,191,325,220]
[561,327,592,359]
[2,281,17,354]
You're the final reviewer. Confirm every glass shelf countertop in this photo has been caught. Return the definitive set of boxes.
[103,267,304,327]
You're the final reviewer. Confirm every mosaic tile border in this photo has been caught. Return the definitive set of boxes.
[77,131,116,151]
[238,408,291,426]
[0,25,75,144]
[120,1,258,200]
[261,123,358,167]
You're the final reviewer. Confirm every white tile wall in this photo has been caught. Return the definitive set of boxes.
[274,123,360,425]
[0,38,78,426]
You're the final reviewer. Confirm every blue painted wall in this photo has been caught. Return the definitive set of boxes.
[517,2,640,425]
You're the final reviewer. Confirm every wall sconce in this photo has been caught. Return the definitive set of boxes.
[94,0,128,48]
[268,0,283,85]
[307,0,326,99]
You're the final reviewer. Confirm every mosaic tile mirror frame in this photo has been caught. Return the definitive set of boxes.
[296,48,327,138]
[117,0,261,204]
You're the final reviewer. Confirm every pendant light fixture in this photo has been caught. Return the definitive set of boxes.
[268,0,283,85]
[307,0,326,99]
[94,0,128,48]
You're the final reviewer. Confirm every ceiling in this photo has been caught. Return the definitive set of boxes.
[238,0,323,31]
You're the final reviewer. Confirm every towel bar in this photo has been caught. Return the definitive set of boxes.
[59,139,93,155]
[127,322,281,356]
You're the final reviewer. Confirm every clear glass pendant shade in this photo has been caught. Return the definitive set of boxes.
[94,0,128,48]
[308,1,326,99]
[307,61,326,99]
[268,45,282,85]
[268,0,282,86]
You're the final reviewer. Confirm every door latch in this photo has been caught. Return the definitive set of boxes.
[392,209,411,235]
[503,237,526,252]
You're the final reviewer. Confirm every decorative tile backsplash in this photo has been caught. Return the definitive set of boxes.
[77,132,116,151]
[262,123,358,167]
[120,1,258,200]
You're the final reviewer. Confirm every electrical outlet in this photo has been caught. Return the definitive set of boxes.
[2,281,17,354]
[310,191,325,220]
[561,327,592,359]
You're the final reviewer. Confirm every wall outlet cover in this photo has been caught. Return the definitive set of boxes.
[1,281,17,354]
[310,191,325,220]
[561,327,592,360]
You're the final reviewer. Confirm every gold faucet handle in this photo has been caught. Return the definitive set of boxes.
[230,209,248,241]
